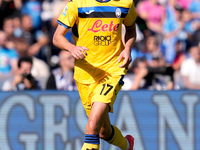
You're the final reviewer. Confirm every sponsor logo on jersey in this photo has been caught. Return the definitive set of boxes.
[62,6,68,16]
[115,8,121,18]
[88,20,119,33]
[94,35,111,46]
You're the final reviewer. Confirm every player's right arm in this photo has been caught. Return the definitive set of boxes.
[53,24,88,59]
[53,0,88,59]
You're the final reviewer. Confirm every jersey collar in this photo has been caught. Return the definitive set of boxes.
[96,0,111,2]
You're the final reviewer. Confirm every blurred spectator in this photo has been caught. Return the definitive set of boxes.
[186,0,200,47]
[31,56,50,89]
[0,0,22,29]
[172,40,187,89]
[172,40,187,70]
[14,38,50,89]
[162,1,186,64]
[122,57,148,90]
[182,9,200,35]
[188,0,200,20]
[149,66,174,90]
[130,34,175,90]
[19,14,49,61]
[145,35,174,90]
[11,56,40,91]
[178,0,193,9]
[46,50,77,91]
[137,0,166,34]
[180,46,200,89]
[21,0,42,30]
[131,34,165,66]
[145,35,165,67]
[192,27,200,47]
[3,17,14,39]
[12,16,23,38]
[0,30,18,76]
[2,17,16,49]
[123,57,174,90]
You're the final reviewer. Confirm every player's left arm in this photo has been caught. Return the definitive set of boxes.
[118,24,136,68]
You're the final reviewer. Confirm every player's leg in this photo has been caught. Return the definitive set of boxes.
[98,75,134,150]
[99,113,134,150]
[81,101,110,150]
[76,81,99,149]
[78,75,134,150]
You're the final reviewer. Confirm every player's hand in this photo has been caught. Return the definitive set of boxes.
[118,49,132,68]
[70,46,89,59]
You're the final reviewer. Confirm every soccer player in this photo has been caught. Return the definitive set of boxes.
[53,0,137,149]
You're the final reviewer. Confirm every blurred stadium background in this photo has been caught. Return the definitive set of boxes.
[1,0,200,149]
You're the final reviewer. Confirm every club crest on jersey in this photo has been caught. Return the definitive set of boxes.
[62,6,68,16]
[115,8,121,18]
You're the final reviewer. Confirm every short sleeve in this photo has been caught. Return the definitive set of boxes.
[123,2,137,27]
[57,1,78,28]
